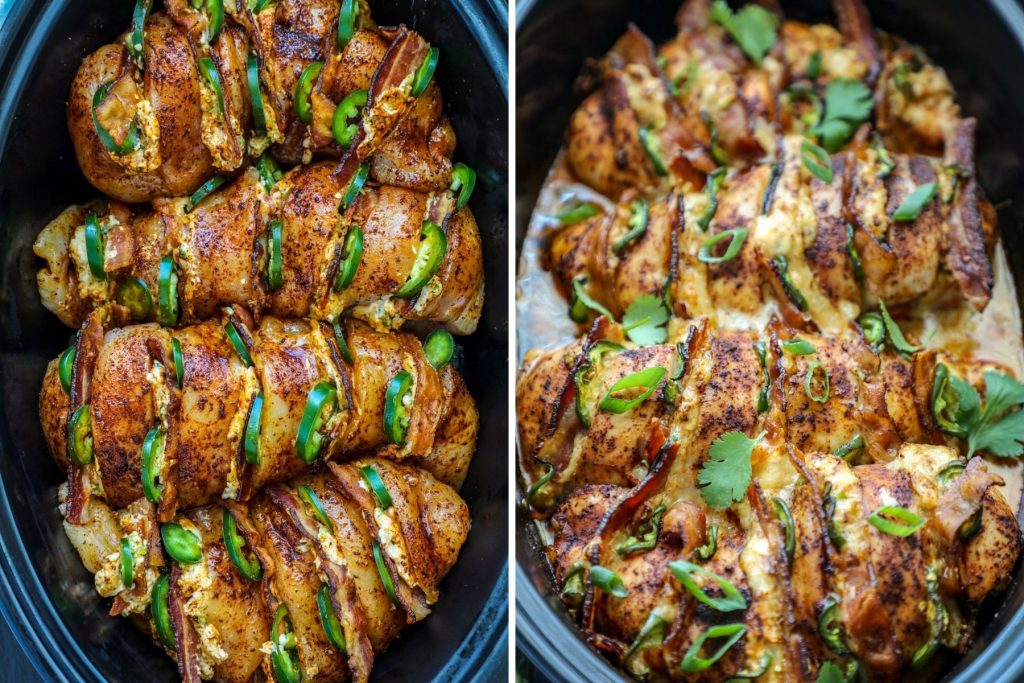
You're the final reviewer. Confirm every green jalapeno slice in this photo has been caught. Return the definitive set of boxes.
[244,392,263,465]
[203,0,224,43]
[186,175,227,213]
[423,328,455,369]
[68,405,94,466]
[295,382,337,462]
[695,523,718,561]
[294,61,323,124]
[141,424,166,504]
[341,163,369,208]
[410,47,439,98]
[638,126,668,176]
[270,604,301,683]
[152,574,175,650]
[333,226,363,291]
[332,89,367,148]
[332,322,353,364]
[395,221,447,298]
[450,162,477,210]
[317,584,347,654]
[772,496,796,566]
[266,219,283,292]
[119,537,135,588]
[114,277,152,320]
[613,198,649,257]
[818,594,849,654]
[360,465,392,509]
[337,0,358,49]
[198,57,225,117]
[372,539,401,607]
[617,504,666,556]
[247,52,267,136]
[256,153,283,193]
[92,81,142,157]
[297,484,334,531]
[127,0,152,68]
[161,522,202,565]
[224,320,254,367]
[170,338,184,388]
[771,254,808,311]
[59,346,76,395]
[383,371,413,445]
[84,212,106,279]
[222,507,263,581]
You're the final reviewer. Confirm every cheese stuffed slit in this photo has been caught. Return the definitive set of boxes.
[34,159,484,335]
[69,0,457,203]
[42,309,478,525]
[547,124,995,337]
[58,457,470,683]
[564,0,964,199]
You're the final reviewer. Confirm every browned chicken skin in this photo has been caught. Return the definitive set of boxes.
[60,457,470,683]
[34,161,484,335]
[68,1,456,202]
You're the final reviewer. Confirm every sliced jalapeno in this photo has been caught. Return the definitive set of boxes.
[560,561,585,607]
[152,574,175,650]
[332,321,353,364]
[638,126,668,176]
[695,523,718,561]
[818,594,849,654]
[858,311,885,352]
[834,434,865,462]
[266,219,283,292]
[202,0,224,43]
[613,198,649,256]
[931,363,966,437]
[623,612,667,672]
[256,153,283,194]
[573,340,624,427]
[753,340,770,413]
[317,583,348,654]
[383,371,413,445]
[337,0,358,49]
[185,175,227,213]
[698,228,747,264]
[410,47,439,98]
[247,52,267,136]
[222,507,262,581]
[822,482,845,550]
[771,254,808,311]
[58,346,76,395]
[119,537,135,588]
[84,212,106,279]
[68,405,94,466]
[170,338,184,388]
[669,560,746,612]
[127,0,152,68]
[958,508,983,542]
[244,392,264,465]
[161,522,202,565]
[617,504,666,556]
[360,465,392,509]
[341,162,369,208]
[113,277,152,320]
[772,496,796,566]
[332,89,367,148]
[295,382,338,463]
[287,488,324,533]
[333,226,363,291]
[251,0,276,12]
[224,320,254,367]
[198,57,225,117]
[845,222,864,281]
[372,538,401,607]
[141,424,166,504]
[270,604,301,683]
[525,463,555,509]
[696,168,725,232]
[423,328,455,369]
[450,162,477,210]
[911,567,946,670]
[92,81,142,156]
[936,460,965,488]
[394,221,447,298]
[294,61,323,125]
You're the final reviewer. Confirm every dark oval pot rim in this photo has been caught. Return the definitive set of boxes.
[0,1,509,681]
[514,0,1024,681]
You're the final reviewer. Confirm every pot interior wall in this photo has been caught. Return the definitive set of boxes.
[0,0,508,680]
[515,0,1024,680]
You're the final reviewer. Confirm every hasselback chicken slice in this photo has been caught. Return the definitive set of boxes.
[42,309,477,524]
[34,158,484,334]
[58,457,470,683]
[546,129,995,337]
[563,0,962,200]
[68,0,456,202]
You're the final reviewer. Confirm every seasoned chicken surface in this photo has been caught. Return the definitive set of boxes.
[34,161,484,334]
[68,1,455,202]
[517,1,1024,681]
[58,458,470,683]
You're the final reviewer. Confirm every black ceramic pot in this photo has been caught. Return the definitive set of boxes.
[0,0,509,680]
[515,0,1024,681]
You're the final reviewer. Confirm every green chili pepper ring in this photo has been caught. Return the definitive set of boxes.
[84,212,106,279]
[317,584,348,654]
[337,0,359,49]
[92,81,142,157]
[119,537,135,588]
[298,484,335,531]
[115,277,153,320]
[450,162,477,210]
[423,328,455,369]
[334,225,364,291]
[59,346,76,395]
[294,61,324,125]
[372,538,401,606]
[410,47,439,98]
[197,57,226,118]
[68,404,94,466]
[247,52,267,136]
[395,221,447,298]
[360,465,393,509]
[332,89,368,148]
[267,219,284,292]
[222,507,263,581]
[383,371,414,445]
[152,574,176,650]
[141,424,166,504]
[270,604,301,683]
[157,255,179,326]
[295,381,338,462]
[341,163,370,208]
[161,522,203,565]
[244,391,264,465]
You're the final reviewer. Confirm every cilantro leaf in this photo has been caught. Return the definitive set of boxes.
[698,430,764,509]
[814,79,873,152]
[709,1,778,65]
[953,371,1024,457]
[622,295,669,346]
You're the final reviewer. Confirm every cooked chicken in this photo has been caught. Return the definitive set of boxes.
[68,1,455,202]
[58,457,470,683]
[43,308,476,526]
[33,161,484,334]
